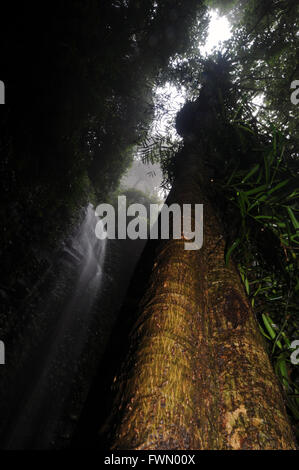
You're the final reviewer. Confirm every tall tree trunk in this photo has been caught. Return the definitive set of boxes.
[111,164,205,450]
[196,182,296,450]
[111,155,296,450]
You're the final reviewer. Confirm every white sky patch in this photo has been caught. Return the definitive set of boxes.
[199,10,232,55]
[153,83,186,137]
[252,93,265,116]
[153,10,233,134]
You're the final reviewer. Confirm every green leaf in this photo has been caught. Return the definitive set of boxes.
[238,191,247,218]
[237,124,255,134]
[244,184,268,196]
[244,277,250,295]
[287,207,299,230]
[276,357,289,389]
[262,313,282,350]
[226,165,239,186]
[225,238,241,265]
[259,324,272,341]
[267,179,289,197]
[242,164,260,183]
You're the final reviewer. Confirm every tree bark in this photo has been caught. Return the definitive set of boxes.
[111,156,296,450]
[196,186,296,449]
[111,165,204,450]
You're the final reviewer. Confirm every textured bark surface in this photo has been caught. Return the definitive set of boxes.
[197,192,296,450]
[111,168,204,450]
[111,157,296,450]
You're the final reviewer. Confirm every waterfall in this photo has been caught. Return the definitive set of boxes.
[2,204,107,449]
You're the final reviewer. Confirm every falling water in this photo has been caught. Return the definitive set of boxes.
[2,204,107,449]
[1,159,162,449]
